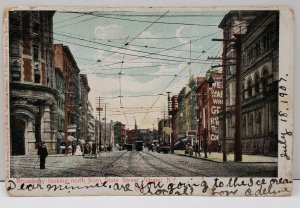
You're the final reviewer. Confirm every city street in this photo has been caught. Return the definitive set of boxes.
[11,150,277,178]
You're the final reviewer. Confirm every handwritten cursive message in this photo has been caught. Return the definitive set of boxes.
[278,74,293,160]
[6,177,292,196]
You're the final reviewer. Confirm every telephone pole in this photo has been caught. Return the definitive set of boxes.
[234,34,242,162]
[166,91,173,152]
[99,97,101,152]
[96,96,104,152]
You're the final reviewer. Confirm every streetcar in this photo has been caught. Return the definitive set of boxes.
[123,144,133,151]
[135,141,143,151]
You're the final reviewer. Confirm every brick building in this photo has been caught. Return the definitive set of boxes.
[53,44,81,145]
[196,71,223,152]
[114,122,126,145]
[79,74,90,141]
[9,11,58,155]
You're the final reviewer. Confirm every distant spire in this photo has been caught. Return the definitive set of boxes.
[134,116,137,130]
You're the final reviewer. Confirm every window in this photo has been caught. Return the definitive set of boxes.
[10,13,21,27]
[247,78,253,98]
[241,82,245,100]
[10,42,20,56]
[263,31,271,53]
[242,116,247,137]
[32,22,40,34]
[32,12,39,21]
[256,112,262,134]
[255,42,261,58]
[249,114,253,136]
[254,73,260,94]
[34,64,40,83]
[33,47,39,60]
[262,68,269,94]
[11,66,21,81]
[226,89,230,105]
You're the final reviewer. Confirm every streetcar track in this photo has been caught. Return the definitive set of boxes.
[143,151,209,177]
[139,152,178,177]
[101,151,128,177]
[127,150,138,176]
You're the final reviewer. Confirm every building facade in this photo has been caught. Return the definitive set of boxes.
[87,101,95,141]
[54,67,65,152]
[177,87,187,138]
[219,11,279,155]
[114,122,126,146]
[53,44,81,144]
[240,11,279,155]
[196,71,223,152]
[170,95,179,144]
[9,11,58,155]
[79,74,90,141]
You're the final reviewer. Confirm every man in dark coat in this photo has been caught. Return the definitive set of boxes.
[37,142,48,169]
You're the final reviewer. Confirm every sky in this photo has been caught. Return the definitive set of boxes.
[53,10,227,129]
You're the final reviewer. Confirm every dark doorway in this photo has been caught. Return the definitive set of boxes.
[11,118,26,155]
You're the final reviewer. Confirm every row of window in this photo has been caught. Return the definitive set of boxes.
[241,68,270,99]
[242,29,272,67]
[225,67,270,103]
[242,112,262,136]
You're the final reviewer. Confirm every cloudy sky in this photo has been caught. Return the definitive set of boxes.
[53,10,227,129]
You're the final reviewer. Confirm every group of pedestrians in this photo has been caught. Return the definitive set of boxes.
[185,142,201,157]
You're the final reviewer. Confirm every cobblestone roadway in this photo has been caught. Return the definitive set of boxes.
[10,150,277,178]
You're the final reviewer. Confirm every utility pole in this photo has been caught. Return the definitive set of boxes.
[221,38,228,162]
[163,107,166,143]
[166,91,173,152]
[189,40,192,77]
[211,38,235,162]
[157,118,160,143]
[234,34,242,162]
[98,97,101,152]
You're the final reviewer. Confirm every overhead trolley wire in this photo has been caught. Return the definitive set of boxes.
[59,11,221,27]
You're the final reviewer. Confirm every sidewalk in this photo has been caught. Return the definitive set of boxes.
[174,150,278,163]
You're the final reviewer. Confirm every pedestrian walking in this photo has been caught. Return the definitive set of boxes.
[37,141,48,169]
[194,143,200,157]
[188,143,193,156]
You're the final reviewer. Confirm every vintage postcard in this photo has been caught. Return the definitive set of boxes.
[4,6,294,196]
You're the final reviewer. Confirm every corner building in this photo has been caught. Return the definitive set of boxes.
[9,11,58,155]
[219,11,279,155]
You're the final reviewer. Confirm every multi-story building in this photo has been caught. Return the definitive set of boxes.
[9,11,58,155]
[177,87,187,138]
[196,71,223,152]
[54,67,65,152]
[218,11,279,155]
[158,118,170,144]
[176,77,198,142]
[87,101,95,141]
[114,122,126,145]
[239,11,279,155]
[126,129,137,145]
[170,95,179,144]
[53,44,81,145]
[187,76,198,133]
[79,74,90,141]
[101,120,115,149]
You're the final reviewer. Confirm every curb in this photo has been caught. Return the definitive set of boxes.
[175,153,278,163]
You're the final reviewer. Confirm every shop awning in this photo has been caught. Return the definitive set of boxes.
[67,135,76,142]
[55,132,64,140]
